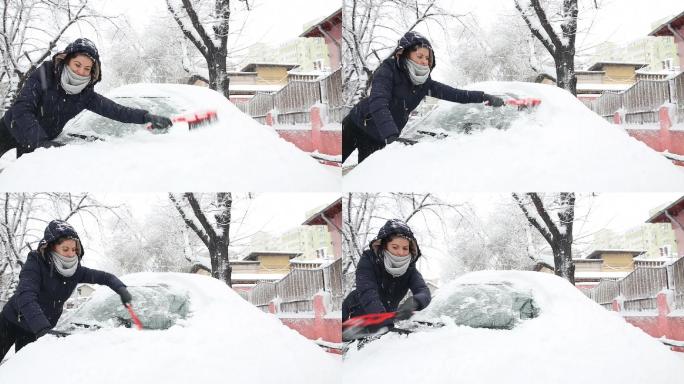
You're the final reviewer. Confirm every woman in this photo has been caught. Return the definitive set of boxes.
[0,220,132,361]
[0,38,172,158]
[342,219,431,338]
[342,31,505,163]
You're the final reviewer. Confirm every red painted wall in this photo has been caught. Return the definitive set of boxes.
[622,107,684,159]
[670,210,684,257]
[276,130,342,156]
[324,24,342,70]
[271,107,342,156]
[326,210,342,259]
[615,292,684,352]
[268,293,341,353]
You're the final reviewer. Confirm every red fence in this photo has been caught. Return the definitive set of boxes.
[582,257,684,351]
[589,72,684,124]
[247,259,342,349]
[237,68,344,125]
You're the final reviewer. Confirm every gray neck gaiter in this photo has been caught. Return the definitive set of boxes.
[383,250,411,277]
[60,65,91,95]
[51,251,78,277]
[405,59,430,85]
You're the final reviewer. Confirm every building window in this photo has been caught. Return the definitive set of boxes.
[313,59,324,71]
[660,245,672,257]
[662,59,673,70]
[315,248,327,258]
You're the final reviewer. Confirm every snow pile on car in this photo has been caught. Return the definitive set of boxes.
[343,271,684,384]
[0,84,340,191]
[413,282,539,329]
[0,273,340,384]
[343,81,684,191]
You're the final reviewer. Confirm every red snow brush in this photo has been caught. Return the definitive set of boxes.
[342,312,398,341]
[125,303,144,330]
[505,97,541,110]
[173,110,219,130]
[145,109,219,132]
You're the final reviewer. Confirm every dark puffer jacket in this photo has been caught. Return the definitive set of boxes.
[1,52,147,151]
[1,220,126,335]
[348,31,486,143]
[343,220,431,320]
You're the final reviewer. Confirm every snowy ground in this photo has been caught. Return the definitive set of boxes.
[0,84,340,191]
[343,271,684,384]
[343,82,684,191]
[0,273,341,383]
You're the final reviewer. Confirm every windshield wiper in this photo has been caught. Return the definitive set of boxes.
[66,133,106,142]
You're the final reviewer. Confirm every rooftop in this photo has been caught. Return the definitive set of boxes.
[303,197,342,226]
[300,8,343,38]
[646,195,684,223]
[242,251,302,261]
[649,10,684,37]
[585,249,645,260]
[240,63,300,72]
[587,62,649,71]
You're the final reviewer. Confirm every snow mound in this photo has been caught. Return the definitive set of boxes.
[343,82,684,191]
[0,84,340,191]
[343,271,684,384]
[0,273,340,384]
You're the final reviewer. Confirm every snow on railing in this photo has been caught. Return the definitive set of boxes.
[243,92,275,118]
[592,91,623,117]
[250,281,277,311]
[592,279,619,310]
[586,256,684,312]
[618,266,668,312]
[673,72,684,123]
[277,268,325,313]
[238,68,344,125]
[623,80,670,114]
[589,72,682,122]
[672,256,684,310]
[248,258,342,313]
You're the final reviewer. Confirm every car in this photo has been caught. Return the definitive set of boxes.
[0,84,340,191]
[342,81,684,191]
[0,272,340,383]
[342,270,684,384]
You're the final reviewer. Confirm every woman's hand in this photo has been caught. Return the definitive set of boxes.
[116,286,133,305]
[385,134,398,145]
[144,113,173,129]
[395,296,419,320]
[483,94,505,107]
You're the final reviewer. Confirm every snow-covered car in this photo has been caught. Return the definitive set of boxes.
[343,271,684,384]
[343,82,684,191]
[0,273,340,384]
[0,84,340,191]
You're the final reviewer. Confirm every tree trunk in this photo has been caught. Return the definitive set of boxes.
[554,50,577,96]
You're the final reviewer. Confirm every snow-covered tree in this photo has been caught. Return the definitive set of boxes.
[513,192,576,283]
[165,0,252,97]
[104,204,202,275]
[169,193,233,286]
[513,0,602,95]
[441,200,548,281]
[102,19,205,89]
[448,12,552,84]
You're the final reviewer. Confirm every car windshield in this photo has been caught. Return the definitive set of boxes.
[55,284,190,332]
[64,96,182,138]
[404,92,530,139]
[413,282,540,329]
